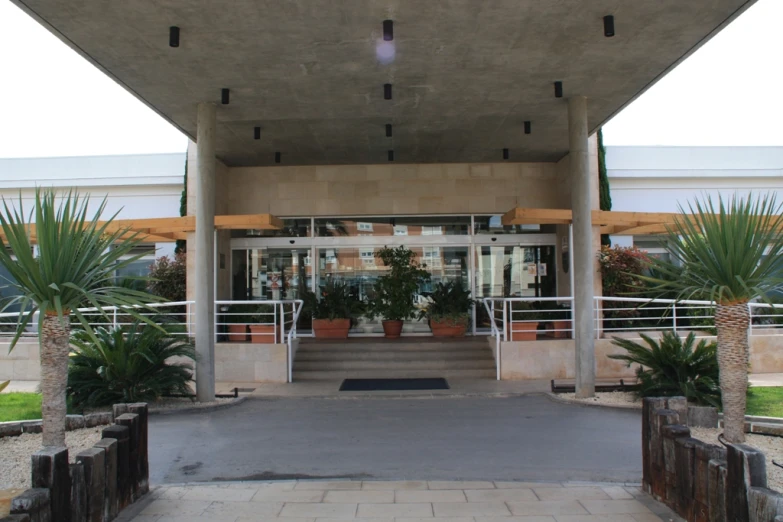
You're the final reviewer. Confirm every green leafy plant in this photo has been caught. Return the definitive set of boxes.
[641,193,783,442]
[252,303,279,324]
[609,331,720,407]
[302,280,365,323]
[510,301,548,322]
[0,189,163,447]
[418,280,473,326]
[67,319,196,408]
[147,253,186,303]
[366,246,431,321]
[223,303,259,324]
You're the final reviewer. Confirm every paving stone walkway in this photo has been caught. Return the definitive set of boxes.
[118,480,679,522]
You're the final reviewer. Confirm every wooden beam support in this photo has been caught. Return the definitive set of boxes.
[501,208,572,226]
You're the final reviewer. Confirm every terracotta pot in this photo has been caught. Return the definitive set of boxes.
[506,321,539,341]
[430,318,467,338]
[549,320,572,339]
[313,318,351,339]
[249,324,277,343]
[227,324,248,342]
[382,320,404,339]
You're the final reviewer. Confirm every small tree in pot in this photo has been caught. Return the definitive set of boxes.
[418,280,473,337]
[366,246,430,338]
[303,280,365,338]
[223,303,257,342]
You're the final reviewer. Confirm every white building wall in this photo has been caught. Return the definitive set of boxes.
[606,146,783,247]
[0,153,185,220]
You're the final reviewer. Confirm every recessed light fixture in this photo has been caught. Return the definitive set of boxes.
[169,26,180,48]
[384,83,392,100]
[221,88,230,105]
[503,148,509,160]
[275,152,281,163]
[524,121,532,134]
[254,127,261,140]
[388,150,394,162]
[603,15,615,37]
[383,20,394,41]
[386,124,393,137]
[554,81,563,98]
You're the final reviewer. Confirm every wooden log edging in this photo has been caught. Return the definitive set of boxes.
[0,413,113,439]
[3,403,149,522]
[642,397,783,522]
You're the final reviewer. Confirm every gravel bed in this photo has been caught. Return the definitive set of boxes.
[0,427,103,490]
[557,391,642,408]
[690,427,782,493]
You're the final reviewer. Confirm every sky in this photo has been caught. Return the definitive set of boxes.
[0,0,780,158]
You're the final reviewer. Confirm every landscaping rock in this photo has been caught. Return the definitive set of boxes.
[20,423,41,435]
[688,405,719,428]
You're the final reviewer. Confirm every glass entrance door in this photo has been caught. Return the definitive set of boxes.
[474,245,556,330]
[231,247,313,331]
[316,245,469,334]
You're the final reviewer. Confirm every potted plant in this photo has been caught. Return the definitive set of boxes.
[224,304,258,342]
[545,303,572,339]
[418,280,473,337]
[249,304,278,343]
[303,280,365,338]
[366,246,431,339]
[507,301,545,341]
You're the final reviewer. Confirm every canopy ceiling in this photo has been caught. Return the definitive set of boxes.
[12,0,754,166]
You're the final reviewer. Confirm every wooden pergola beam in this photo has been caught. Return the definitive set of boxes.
[502,207,686,235]
[0,213,282,245]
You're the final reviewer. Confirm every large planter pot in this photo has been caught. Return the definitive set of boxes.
[227,324,248,342]
[430,318,467,338]
[382,320,404,339]
[249,324,277,343]
[546,320,572,339]
[506,321,539,341]
[313,318,351,339]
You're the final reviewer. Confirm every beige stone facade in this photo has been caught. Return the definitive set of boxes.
[496,335,783,381]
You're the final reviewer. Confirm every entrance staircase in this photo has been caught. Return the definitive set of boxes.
[292,337,496,380]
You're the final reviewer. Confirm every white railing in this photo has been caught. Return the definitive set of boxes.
[0,298,304,383]
[482,296,783,368]
[215,299,304,383]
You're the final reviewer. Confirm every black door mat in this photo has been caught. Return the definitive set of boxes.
[339,378,450,391]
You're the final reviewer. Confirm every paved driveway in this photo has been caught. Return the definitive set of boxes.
[148,396,642,485]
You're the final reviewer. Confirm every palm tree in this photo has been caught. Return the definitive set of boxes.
[0,190,162,447]
[642,194,783,443]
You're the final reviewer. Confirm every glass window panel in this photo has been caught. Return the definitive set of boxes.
[473,215,543,235]
[315,216,469,237]
[231,219,311,238]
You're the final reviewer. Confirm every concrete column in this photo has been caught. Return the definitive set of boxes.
[568,96,595,398]
[195,102,216,402]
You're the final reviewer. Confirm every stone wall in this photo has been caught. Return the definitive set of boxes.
[225,161,565,217]
[498,335,783,381]
[642,397,782,522]
[214,342,290,383]
[4,403,149,522]
[0,341,39,381]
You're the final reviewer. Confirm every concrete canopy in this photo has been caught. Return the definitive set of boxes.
[15,0,754,166]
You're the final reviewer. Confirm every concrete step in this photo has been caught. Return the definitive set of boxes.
[296,342,490,353]
[294,359,497,371]
[292,369,497,380]
[295,350,494,362]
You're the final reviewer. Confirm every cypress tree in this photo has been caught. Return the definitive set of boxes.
[598,128,612,246]
[175,158,187,253]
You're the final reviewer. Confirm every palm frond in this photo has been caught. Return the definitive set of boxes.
[0,189,165,350]
[641,193,783,305]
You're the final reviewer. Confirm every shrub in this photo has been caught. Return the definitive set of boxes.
[418,280,473,326]
[302,280,365,322]
[599,246,654,329]
[148,253,187,302]
[67,319,196,408]
[609,331,720,406]
[366,246,431,321]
